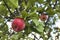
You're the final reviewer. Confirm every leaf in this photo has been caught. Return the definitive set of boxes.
[30,7,37,12]
[26,0,37,10]
[21,1,27,10]
[36,22,44,32]
[32,18,44,32]
[37,7,44,13]
[0,23,8,34]
[0,4,8,16]
[3,24,8,34]
[46,7,55,15]
[11,34,19,40]
[11,32,24,40]
[21,10,28,18]
[4,0,18,9]
[24,26,32,35]
[24,21,32,35]
[28,12,39,19]
[9,0,18,8]
[32,18,39,26]
[36,25,44,32]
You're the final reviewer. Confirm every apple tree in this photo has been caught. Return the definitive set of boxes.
[0,0,60,40]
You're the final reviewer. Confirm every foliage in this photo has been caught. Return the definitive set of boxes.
[0,0,60,40]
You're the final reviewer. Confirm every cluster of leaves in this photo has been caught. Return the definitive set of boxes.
[0,0,60,40]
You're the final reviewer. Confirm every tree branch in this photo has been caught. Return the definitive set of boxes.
[32,33,39,40]
[3,0,12,15]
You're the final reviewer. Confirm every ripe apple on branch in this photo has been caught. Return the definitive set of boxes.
[40,12,48,21]
[12,18,25,32]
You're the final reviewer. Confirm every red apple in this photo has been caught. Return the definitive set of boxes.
[40,13,48,21]
[12,18,25,32]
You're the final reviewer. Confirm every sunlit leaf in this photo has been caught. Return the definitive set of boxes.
[32,18,44,32]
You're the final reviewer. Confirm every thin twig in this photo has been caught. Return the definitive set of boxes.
[32,33,39,40]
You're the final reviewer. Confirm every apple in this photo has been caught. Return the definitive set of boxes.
[12,18,25,32]
[40,13,48,21]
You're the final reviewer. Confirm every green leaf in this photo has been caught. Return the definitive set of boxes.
[28,12,39,19]
[30,7,37,12]
[0,4,8,16]
[36,25,44,32]
[4,0,18,9]
[24,26,32,35]
[36,22,44,32]
[46,7,55,15]
[3,24,8,34]
[37,7,44,13]
[32,18,39,26]
[24,21,32,35]
[9,0,18,8]
[21,1,27,10]
[11,32,24,40]
[21,10,28,19]
[32,18,44,32]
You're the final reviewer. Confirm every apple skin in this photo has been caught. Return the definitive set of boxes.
[12,18,25,32]
[40,14,48,21]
